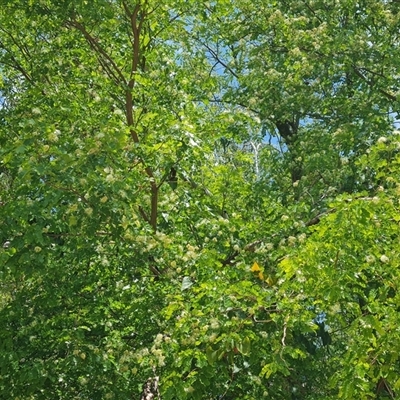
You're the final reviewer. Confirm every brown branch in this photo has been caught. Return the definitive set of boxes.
[68,5,158,232]
[66,19,127,86]
[150,184,158,232]
[122,2,159,232]
[199,40,239,79]
[44,182,93,206]
[221,208,336,266]
[125,91,140,142]
[223,194,388,266]
[153,12,184,38]
[0,40,33,83]
[0,26,32,64]
[301,0,324,24]
[122,2,143,78]
[45,231,111,238]
[122,2,142,143]
[376,377,395,399]
[221,251,239,266]
[157,167,174,190]
[352,65,397,102]
[138,205,150,224]
[305,209,336,227]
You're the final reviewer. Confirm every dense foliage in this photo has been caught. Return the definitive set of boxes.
[1,1,399,398]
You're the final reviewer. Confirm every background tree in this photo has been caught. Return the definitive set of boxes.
[0,0,399,399]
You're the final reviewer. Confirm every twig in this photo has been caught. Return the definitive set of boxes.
[281,321,287,347]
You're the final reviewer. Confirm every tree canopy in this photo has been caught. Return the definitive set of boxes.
[0,1,400,399]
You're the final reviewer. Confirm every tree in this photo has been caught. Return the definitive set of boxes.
[0,0,399,399]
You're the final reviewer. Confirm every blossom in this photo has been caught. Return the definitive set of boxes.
[365,255,375,264]
[380,255,389,263]
[298,233,307,243]
[288,236,296,245]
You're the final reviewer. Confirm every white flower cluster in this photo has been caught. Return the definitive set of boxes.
[48,129,60,142]
[380,255,390,264]
[150,334,167,366]
[365,255,375,264]
[377,136,388,144]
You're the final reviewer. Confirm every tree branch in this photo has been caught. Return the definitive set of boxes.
[0,40,33,83]
[198,39,239,79]
[352,64,397,102]
[66,19,126,86]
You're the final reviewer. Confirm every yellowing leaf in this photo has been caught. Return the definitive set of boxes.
[279,257,295,279]
[243,337,251,354]
[251,262,261,272]
[265,275,275,286]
